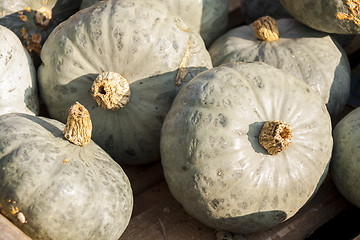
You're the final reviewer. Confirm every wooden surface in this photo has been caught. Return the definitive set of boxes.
[119,172,350,240]
[1,1,360,240]
[0,214,31,240]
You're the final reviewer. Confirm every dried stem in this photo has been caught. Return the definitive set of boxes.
[259,120,292,155]
[63,102,92,146]
[252,16,280,41]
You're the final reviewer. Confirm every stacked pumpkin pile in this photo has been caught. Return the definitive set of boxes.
[0,0,359,239]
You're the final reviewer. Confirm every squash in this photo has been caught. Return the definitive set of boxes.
[279,0,360,34]
[241,0,291,24]
[348,63,360,107]
[331,107,360,208]
[0,0,81,66]
[160,62,333,233]
[79,0,229,47]
[209,17,351,118]
[0,102,133,240]
[37,0,212,165]
[0,25,39,116]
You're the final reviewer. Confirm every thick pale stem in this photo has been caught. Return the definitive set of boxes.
[35,6,52,28]
[63,102,92,146]
[252,16,279,41]
[91,72,130,110]
[259,120,292,155]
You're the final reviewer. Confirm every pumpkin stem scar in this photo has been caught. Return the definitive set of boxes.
[259,120,293,155]
[91,72,130,110]
[336,0,360,26]
[35,6,52,28]
[63,102,92,146]
[251,16,280,41]
[175,40,201,86]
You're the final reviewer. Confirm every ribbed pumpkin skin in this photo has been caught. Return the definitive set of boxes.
[331,107,360,208]
[0,113,133,240]
[279,0,360,34]
[37,0,212,165]
[80,0,229,47]
[0,25,39,116]
[160,62,333,233]
[209,18,351,118]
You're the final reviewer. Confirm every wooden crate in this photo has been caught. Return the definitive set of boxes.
[2,1,360,239]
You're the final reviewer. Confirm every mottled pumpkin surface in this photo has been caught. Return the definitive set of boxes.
[160,62,333,233]
[37,0,212,165]
[279,0,360,34]
[331,107,360,208]
[0,113,133,240]
[80,0,228,47]
[209,18,351,118]
[0,25,39,116]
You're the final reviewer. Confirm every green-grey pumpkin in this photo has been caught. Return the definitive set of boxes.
[209,17,351,118]
[37,0,212,165]
[80,0,229,47]
[0,25,39,116]
[279,0,360,34]
[160,62,333,234]
[0,103,133,240]
[241,0,291,24]
[0,0,81,66]
[331,107,360,208]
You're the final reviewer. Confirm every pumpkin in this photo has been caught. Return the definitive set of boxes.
[0,25,39,116]
[241,0,291,24]
[160,62,333,233]
[209,16,351,118]
[79,0,229,47]
[37,0,212,165]
[0,0,81,66]
[347,63,360,107]
[279,0,360,34]
[330,107,360,208]
[0,102,133,240]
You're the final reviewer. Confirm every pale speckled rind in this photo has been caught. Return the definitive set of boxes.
[37,0,212,165]
[0,113,133,240]
[0,25,39,116]
[209,18,351,118]
[279,0,360,34]
[331,107,360,208]
[80,0,229,47]
[160,62,333,233]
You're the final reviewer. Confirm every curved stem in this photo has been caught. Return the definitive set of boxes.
[63,102,92,146]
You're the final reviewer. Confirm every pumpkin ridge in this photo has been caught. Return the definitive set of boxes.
[43,19,97,79]
[293,42,330,100]
[219,65,266,120]
[63,26,99,74]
